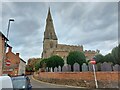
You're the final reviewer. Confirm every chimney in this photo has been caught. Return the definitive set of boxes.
[16,53,20,64]
[16,53,19,57]
[8,47,12,52]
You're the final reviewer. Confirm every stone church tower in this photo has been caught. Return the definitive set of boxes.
[42,8,99,61]
[42,8,58,58]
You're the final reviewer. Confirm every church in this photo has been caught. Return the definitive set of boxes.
[42,8,99,62]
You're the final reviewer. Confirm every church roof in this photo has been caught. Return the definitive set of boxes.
[44,8,58,40]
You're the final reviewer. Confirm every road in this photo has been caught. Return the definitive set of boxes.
[29,76,73,88]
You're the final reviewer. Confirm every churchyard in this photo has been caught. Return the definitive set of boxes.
[33,62,119,88]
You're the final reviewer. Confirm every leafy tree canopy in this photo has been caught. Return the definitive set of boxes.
[47,55,64,68]
[94,54,104,63]
[111,45,120,64]
[94,44,120,65]
[104,53,114,63]
[67,51,86,66]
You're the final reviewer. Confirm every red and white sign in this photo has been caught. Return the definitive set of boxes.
[6,59,11,66]
[90,60,96,64]
[90,58,96,64]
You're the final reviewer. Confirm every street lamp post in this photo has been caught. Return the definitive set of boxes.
[2,19,14,73]
[7,19,14,39]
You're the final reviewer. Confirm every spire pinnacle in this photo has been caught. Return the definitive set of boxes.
[47,7,52,21]
[44,8,58,40]
[48,6,50,13]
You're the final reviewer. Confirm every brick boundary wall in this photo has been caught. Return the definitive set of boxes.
[39,72,119,81]
[34,72,120,88]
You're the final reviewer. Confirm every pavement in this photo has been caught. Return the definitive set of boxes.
[29,75,83,88]
[29,75,120,90]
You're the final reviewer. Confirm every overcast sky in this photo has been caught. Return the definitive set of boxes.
[1,2,118,62]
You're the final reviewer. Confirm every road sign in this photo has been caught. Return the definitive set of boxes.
[90,58,98,88]
[6,59,11,66]
[90,60,96,64]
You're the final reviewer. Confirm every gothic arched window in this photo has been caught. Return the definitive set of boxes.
[50,32,52,39]
[50,42,53,48]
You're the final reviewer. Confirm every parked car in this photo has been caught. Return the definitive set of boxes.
[11,76,32,90]
[0,76,13,90]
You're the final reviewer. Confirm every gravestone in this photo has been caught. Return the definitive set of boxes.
[68,65,71,72]
[88,63,98,71]
[101,62,112,71]
[54,67,58,72]
[95,64,98,71]
[50,67,53,72]
[82,63,88,72]
[96,63,102,71]
[113,64,120,71]
[58,66,61,72]
[48,67,50,72]
[46,67,49,72]
[62,65,66,72]
[88,63,93,71]
[66,64,70,72]
[73,63,80,72]
[62,65,68,72]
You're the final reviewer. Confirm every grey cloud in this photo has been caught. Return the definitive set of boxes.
[2,2,118,61]
[55,2,118,45]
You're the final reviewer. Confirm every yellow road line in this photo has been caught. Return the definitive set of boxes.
[32,76,85,88]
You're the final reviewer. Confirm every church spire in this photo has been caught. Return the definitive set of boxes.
[44,7,58,40]
[47,7,52,21]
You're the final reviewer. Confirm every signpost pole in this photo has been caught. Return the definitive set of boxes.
[92,64,98,88]
[90,59,98,88]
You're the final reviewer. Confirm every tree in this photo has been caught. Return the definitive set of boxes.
[26,65,33,72]
[67,51,86,71]
[86,59,90,65]
[47,55,64,70]
[34,58,48,71]
[111,45,120,64]
[26,58,41,72]
[34,60,41,71]
[104,53,114,63]
[39,59,48,68]
[94,54,104,63]
[94,44,120,65]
